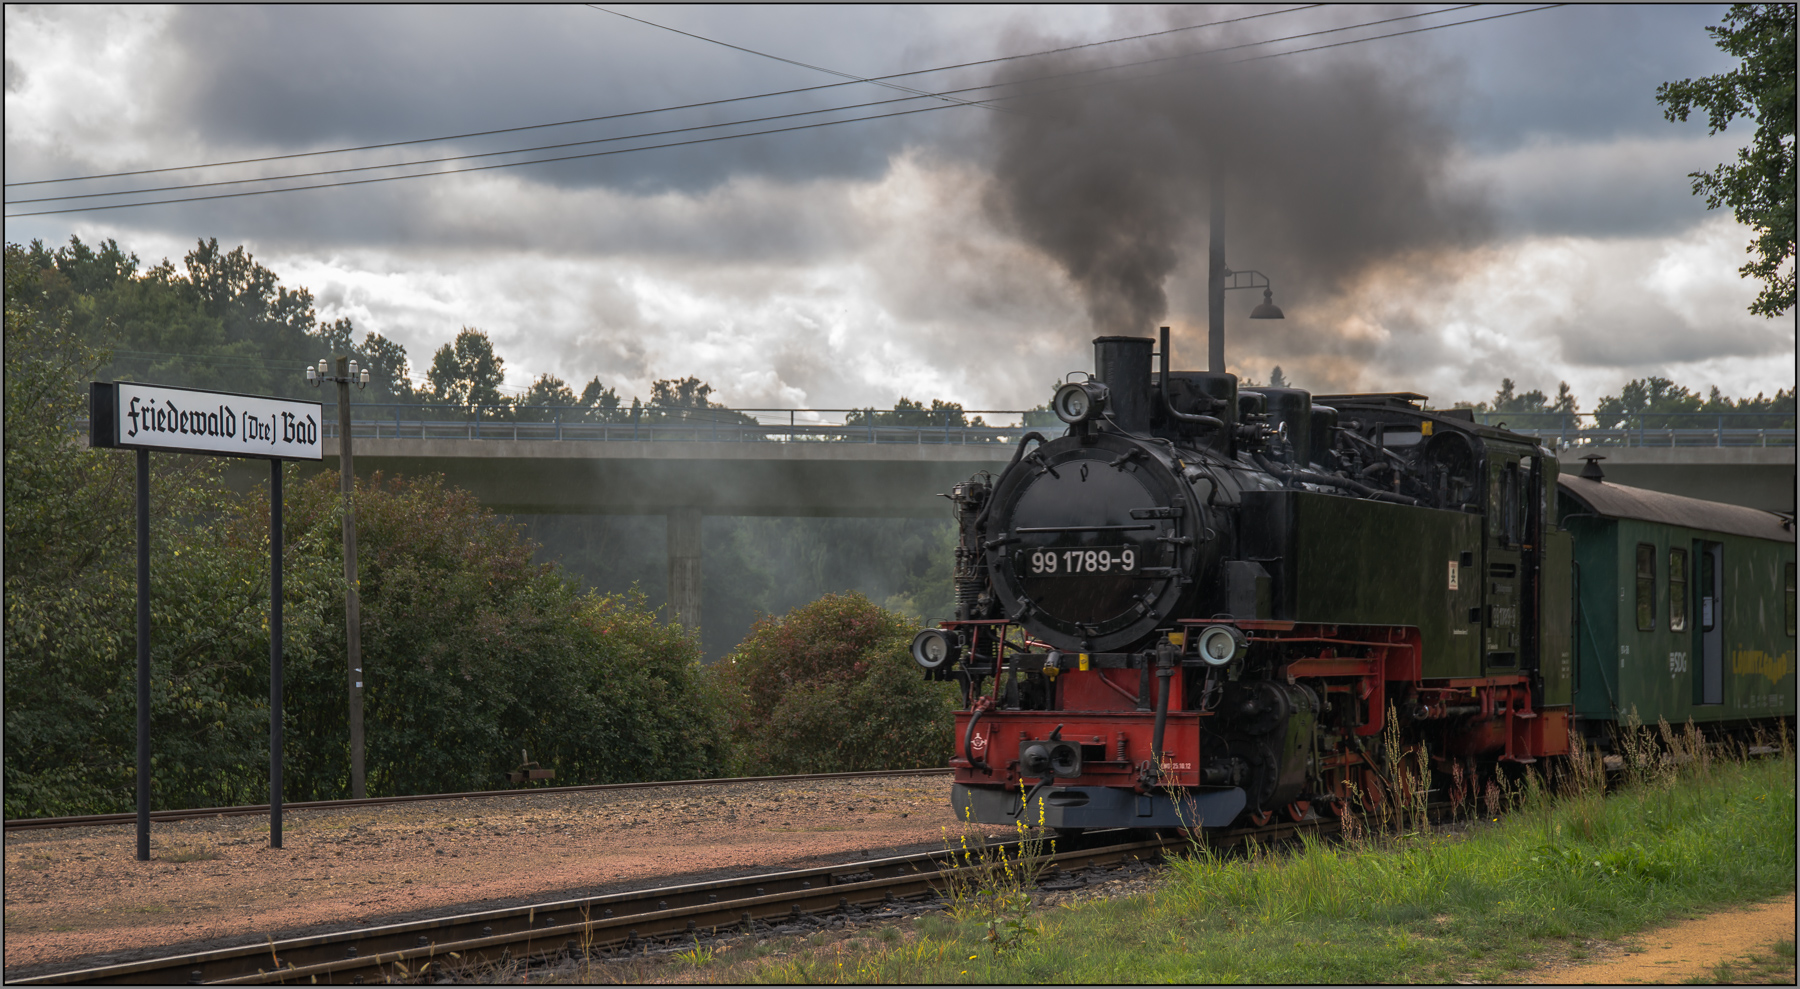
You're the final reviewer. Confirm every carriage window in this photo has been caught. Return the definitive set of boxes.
[1787,562,1796,637]
[1668,548,1688,632]
[1635,543,1655,631]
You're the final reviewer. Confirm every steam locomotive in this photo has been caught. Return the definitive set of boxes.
[914,330,1796,830]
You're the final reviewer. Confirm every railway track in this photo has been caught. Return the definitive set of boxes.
[1,768,951,832]
[23,817,1331,986]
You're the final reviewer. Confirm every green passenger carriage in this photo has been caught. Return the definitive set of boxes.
[1559,463,1796,731]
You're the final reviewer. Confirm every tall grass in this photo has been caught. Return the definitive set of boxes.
[737,727,1794,985]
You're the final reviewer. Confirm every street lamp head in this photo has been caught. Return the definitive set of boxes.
[317,358,329,377]
[358,368,370,390]
[1249,287,1285,320]
[306,366,318,387]
[347,359,358,378]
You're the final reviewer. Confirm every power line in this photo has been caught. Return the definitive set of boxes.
[1241,3,1564,62]
[4,4,1320,188]
[3,5,1563,218]
[586,4,1013,115]
[10,6,1443,208]
[6,89,952,205]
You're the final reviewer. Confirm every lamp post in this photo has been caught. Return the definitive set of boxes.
[308,356,370,798]
[1207,172,1285,373]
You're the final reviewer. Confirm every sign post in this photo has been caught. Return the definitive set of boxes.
[91,382,323,859]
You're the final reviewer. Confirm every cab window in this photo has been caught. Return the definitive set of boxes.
[1500,463,1521,547]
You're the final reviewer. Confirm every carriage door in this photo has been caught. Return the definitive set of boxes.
[1694,541,1723,705]
[1483,453,1526,672]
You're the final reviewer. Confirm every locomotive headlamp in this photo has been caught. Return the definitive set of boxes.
[911,628,961,670]
[1196,625,1248,667]
[1053,381,1109,424]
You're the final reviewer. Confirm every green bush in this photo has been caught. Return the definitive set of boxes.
[715,592,958,775]
[262,470,735,799]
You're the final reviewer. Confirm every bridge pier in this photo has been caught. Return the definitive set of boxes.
[667,508,702,633]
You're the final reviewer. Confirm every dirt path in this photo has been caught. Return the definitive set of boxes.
[1526,892,1796,984]
[2,773,995,979]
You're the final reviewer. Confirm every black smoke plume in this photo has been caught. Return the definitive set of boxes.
[982,8,1490,340]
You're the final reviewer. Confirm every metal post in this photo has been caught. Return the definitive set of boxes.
[269,458,284,849]
[136,449,151,862]
[667,507,702,632]
[336,357,366,799]
[1208,169,1226,374]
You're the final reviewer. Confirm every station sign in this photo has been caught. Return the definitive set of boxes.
[90,381,324,461]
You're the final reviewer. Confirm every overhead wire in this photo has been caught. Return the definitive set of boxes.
[585,4,1015,114]
[5,5,1566,218]
[4,5,1486,209]
[4,4,1321,188]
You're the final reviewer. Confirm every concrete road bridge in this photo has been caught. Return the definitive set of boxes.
[282,405,1794,633]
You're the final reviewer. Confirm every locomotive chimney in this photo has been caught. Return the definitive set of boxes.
[1092,336,1155,433]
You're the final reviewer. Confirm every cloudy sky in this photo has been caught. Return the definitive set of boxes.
[5,4,1792,413]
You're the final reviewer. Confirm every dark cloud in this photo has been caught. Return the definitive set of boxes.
[157,5,982,196]
[1437,4,1743,152]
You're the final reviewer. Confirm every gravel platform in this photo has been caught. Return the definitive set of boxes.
[2,772,1000,979]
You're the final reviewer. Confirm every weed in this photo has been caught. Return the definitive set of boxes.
[933,778,1052,955]
[673,937,715,968]
[1685,937,1797,985]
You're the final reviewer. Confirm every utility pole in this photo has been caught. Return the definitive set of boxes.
[336,356,365,799]
[1208,169,1227,374]
[1207,169,1286,373]
[311,356,368,798]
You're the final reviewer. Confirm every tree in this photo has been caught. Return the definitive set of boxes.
[4,244,341,816]
[847,397,989,429]
[1594,377,1704,429]
[317,319,416,404]
[517,373,624,422]
[713,593,957,775]
[1657,3,1797,317]
[1269,365,1290,389]
[23,235,369,399]
[426,327,509,408]
[281,471,730,796]
[649,375,717,409]
[1452,380,1579,426]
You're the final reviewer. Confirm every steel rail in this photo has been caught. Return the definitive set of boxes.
[2,768,951,832]
[22,818,1329,986]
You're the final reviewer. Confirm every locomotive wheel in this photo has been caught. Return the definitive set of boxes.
[1285,800,1312,822]
[1246,809,1273,827]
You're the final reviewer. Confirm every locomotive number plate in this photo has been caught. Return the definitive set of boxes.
[1022,546,1138,576]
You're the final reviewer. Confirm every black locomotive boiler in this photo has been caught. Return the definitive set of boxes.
[917,330,1587,830]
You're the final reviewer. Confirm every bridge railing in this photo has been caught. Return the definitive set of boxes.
[1461,411,1795,449]
[70,404,1797,448]
[306,404,1794,448]
[317,403,1054,445]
